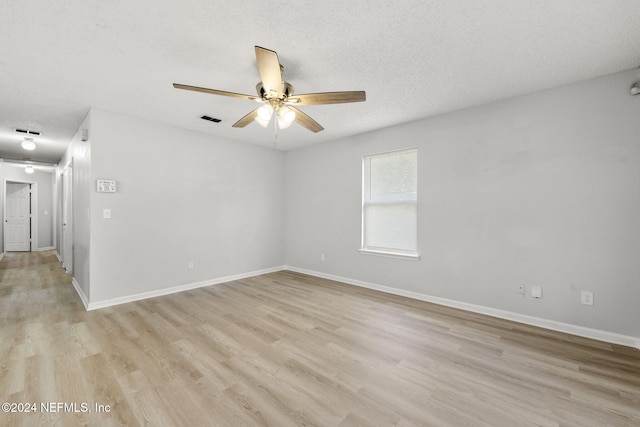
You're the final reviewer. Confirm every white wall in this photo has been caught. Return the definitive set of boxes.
[1,163,54,251]
[58,111,92,300]
[285,69,640,339]
[86,109,285,303]
[0,162,3,253]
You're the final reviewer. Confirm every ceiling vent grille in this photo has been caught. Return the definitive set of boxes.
[15,128,41,136]
[200,115,221,123]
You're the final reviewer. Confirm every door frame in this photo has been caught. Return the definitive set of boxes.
[3,179,39,252]
[59,161,73,274]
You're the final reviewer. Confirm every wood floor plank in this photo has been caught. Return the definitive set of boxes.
[1,251,639,426]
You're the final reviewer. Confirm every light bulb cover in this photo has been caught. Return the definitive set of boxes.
[25,166,35,174]
[278,106,296,124]
[631,81,640,95]
[257,104,274,121]
[277,116,293,129]
[254,115,270,127]
[22,138,36,151]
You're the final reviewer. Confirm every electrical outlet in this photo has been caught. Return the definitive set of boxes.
[531,285,542,299]
[517,284,525,295]
[188,261,194,270]
[581,291,593,306]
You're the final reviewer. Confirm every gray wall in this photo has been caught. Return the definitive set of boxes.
[0,162,3,253]
[58,111,92,300]
[86,109,285,302]
[285,69,640,338]
[1,163,54,251]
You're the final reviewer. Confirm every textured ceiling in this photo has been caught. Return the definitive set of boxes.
[1,0,640,163]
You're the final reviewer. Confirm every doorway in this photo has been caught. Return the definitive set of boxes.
[4,182,36,251]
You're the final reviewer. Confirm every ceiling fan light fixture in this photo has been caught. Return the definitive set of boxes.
[278,106,296,124]
[254,115,270,127]
[277,116,292,129]
[25,165,35,174]
[174,46,365,133]
[21,137,36,151]
[257,104,274,121]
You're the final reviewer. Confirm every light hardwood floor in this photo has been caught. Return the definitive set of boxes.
[1,251,639,426]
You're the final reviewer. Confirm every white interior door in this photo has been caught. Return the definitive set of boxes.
[61,165,74,273]
[5,183,31,252]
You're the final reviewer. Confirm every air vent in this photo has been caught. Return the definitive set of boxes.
[200,115,221,123]
[15,128,41,136]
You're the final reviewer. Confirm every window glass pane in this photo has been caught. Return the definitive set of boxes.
[362,148,417,256]
[364,203,417,251]
[368,150,417,203]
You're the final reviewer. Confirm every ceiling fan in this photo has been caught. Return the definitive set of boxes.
[173,46,366,134]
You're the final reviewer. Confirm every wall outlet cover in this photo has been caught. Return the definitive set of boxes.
[531,285,542,299]
[581,291,594,306]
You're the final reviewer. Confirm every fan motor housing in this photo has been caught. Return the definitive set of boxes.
[256,82,294,99]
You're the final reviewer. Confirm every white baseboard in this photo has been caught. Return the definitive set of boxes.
[0,252,4,262]
[285,266,640,350]
[54,252,62,263]
[35,246,55,251]
[72,277,89,310]
[86,265,287,311]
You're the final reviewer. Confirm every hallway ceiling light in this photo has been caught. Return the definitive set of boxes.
[631,81,640,95]
[21,137,36,151]
[25,165,35,174]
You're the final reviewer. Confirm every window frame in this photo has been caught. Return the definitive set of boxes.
[359,147,420,260]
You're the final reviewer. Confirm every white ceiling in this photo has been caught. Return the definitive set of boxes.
[1,0,640,163]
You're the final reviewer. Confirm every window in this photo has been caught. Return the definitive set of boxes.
[361,148,418,259]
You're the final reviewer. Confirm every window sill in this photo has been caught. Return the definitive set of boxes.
[358,248,420,261]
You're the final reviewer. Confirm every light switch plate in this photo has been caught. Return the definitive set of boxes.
[103,208,112,219]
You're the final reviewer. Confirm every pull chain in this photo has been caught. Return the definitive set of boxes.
[273,110,278,147]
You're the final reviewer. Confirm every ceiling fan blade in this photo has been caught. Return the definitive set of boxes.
[232,108,259,128]
[287,91,366,105]
[289,107,324,133]
[173,83,257,100]
[255,46,283,98]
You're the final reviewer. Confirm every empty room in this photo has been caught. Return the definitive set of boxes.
[1,1,639,426]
